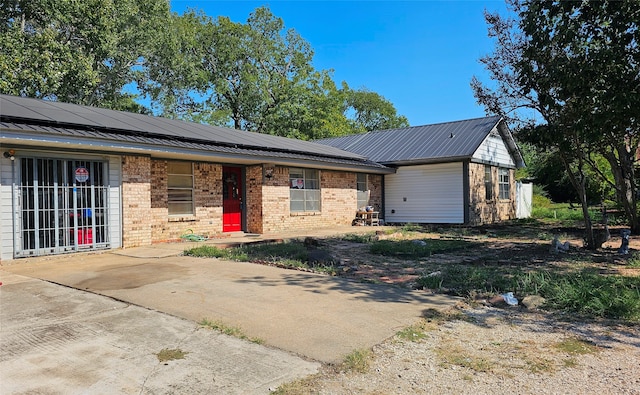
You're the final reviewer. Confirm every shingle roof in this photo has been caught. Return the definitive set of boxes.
[0,94,390,171]
[316,116,506,165]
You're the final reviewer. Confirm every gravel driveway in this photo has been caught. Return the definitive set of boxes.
[280,304,640,394]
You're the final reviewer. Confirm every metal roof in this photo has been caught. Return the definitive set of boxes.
[0,121,391,170]
[316,116,510,165]
[0,94,367,161]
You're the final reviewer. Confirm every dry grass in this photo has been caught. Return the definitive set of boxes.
[156,348,188,362]
[554,337,601,355]
[199,318,264,344]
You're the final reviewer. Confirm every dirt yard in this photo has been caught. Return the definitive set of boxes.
[324,224,640,288]
[276,223,640,394]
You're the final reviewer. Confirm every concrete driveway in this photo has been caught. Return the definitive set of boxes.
[1,238,458,392]
[1,271,318,394]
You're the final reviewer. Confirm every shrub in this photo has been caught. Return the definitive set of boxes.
[532,193,552,209]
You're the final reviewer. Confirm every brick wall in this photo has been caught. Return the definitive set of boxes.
[468,162,516,225]
[261,166,291,232]
[260,166,362,233]
[149,160,223,242]
[122,158,380,242]
[121,155,152,247]
[245,165,263,234]
[320,170,357,224]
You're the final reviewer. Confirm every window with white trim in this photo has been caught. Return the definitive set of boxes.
[484,165,493,201]
[357,173,369,209]
[168,161,194,215]
[290,168,320,212]
[499,168,510,200]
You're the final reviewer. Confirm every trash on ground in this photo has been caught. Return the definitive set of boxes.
[552,236,571,252]
[619,229,631,255]
[180,229,209,242]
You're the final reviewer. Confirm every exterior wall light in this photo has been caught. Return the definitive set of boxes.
[3,149,15,160]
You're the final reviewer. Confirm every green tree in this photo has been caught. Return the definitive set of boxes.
[0,0,171,111]
[522,142,611,204]
[472,0,640,246]
[471,2,600,247]
[144,6,330,138]
[342,84,409,132]
[142,9,211,118]
[520,0,640,232]
[144,6,407,139]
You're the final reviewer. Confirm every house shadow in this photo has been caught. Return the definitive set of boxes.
[233,270,457,307]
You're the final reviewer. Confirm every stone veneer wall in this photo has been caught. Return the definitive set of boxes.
[121,155,152,247]
[467,162,516,225]
[260,166,362,233]
[368,174,383,214]
[150,160,223,242]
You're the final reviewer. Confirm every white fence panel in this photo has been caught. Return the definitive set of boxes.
[516,182,533,219]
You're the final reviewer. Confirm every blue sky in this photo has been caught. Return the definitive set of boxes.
[169,1,510,126]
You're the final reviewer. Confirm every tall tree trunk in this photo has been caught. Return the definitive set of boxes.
[560,152,596,249]
[604,145,639,233]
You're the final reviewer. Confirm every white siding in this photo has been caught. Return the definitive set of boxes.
[385,163,464,224]
[472,127,516,167]
[107,156,122,249]
[0,155,16,260]
[0,151,122,260]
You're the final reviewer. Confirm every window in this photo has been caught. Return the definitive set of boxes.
[290,168,320,212]
[499,168,510,200]
[357,173,369,209]
[484,165,493,201]
[168,161,194,215]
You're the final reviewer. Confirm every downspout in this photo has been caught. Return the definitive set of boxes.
[463,160,470,224]
[11,155,17,258]
[241,166,247,232]
[119,156,124,250]
[381,174,386,224]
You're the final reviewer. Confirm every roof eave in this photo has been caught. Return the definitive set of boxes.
[380,156,471,167]
[0,117,368,163]
[496,119,526,168]
[0,129,394,174]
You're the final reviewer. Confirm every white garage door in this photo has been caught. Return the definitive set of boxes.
[385,162,464,224]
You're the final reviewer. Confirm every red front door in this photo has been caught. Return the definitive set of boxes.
[222,166,243,232]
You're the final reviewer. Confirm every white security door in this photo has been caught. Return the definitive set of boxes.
[15,158,110,257]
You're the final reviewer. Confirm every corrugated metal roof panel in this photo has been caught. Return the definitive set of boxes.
[0,94,365,160]
[317,116,502,164]
[0,121,390,171]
